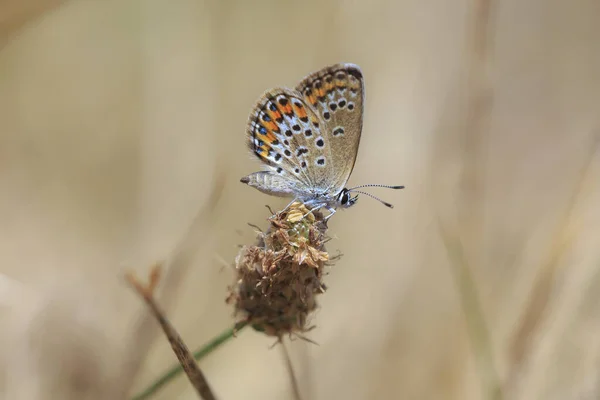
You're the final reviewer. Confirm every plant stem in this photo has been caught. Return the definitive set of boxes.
[281,340,303,400]
[131,321,248,400]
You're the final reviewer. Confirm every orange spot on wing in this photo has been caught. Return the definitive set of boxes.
[258,146,269,157]
[280,103,293,115]
[293,103,307,119]
[324,81,335,92]
[268,109,282,121]
[307,94,317,105]
[264,121,278,131]
[262,132,277,144]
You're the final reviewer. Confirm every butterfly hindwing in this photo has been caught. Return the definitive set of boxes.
[295,63,365,194]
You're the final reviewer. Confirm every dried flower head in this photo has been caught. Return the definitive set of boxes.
[227,202,333,337]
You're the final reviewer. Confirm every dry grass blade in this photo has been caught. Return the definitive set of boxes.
[0,0,67,48]
[126,264,216,400]
[438,219,503,400]
[433,1,500,398]
[457,0,496,252]
[508,130,600,379]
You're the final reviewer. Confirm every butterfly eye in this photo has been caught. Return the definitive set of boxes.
[340,191,350,205]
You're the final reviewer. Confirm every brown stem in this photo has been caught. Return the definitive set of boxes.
[126,265,217,400]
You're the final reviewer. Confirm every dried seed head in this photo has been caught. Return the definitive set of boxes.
[227,202,333,337]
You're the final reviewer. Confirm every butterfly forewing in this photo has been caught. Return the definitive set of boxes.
[246,88,332,195]
[295,63,365,195]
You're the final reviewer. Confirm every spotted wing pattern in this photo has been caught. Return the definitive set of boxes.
[295,63,365,195]
[246,88,333,195]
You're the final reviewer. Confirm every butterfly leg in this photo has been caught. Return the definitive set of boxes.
[280,198,299,214]
[302,204,323,220]
[323,206,337,222]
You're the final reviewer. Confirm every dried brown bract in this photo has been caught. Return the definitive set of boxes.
[227,202,333,337]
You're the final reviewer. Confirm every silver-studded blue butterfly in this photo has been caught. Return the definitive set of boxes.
[241,63,404,220]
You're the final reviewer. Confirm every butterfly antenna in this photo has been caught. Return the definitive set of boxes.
[347,190,395,208]
[347,184,405,190]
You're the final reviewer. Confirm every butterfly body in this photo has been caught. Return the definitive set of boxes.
[240,171,356,208]
[241,63,402,219]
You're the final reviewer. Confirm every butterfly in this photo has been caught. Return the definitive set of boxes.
[240,63,404,221]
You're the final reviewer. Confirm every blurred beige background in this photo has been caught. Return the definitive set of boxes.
[1,0,599,399]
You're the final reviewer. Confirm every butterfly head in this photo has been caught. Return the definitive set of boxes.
[337,188,359,209]
[339,184,405,210]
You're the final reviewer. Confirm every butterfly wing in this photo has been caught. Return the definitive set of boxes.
[244,88,332,198]
[295,63,365,195]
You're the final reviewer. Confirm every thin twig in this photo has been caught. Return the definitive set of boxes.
[118,166,226,398]
[130,321,248,400]
[280,339,303,400]
[126,265,217,400]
